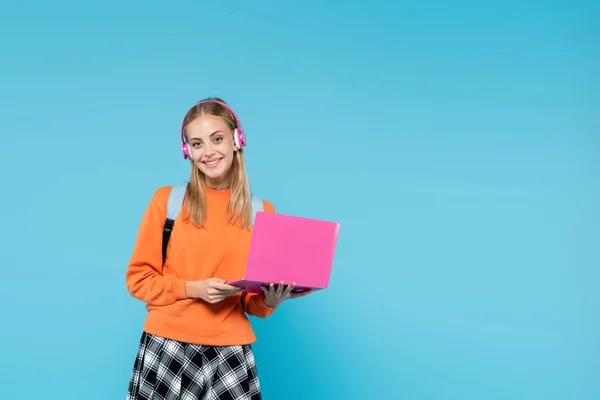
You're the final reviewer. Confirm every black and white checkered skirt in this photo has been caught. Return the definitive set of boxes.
[127,332,262,400]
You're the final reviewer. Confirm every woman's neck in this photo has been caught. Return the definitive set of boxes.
[207,185,229,191]
[205,177,231,191]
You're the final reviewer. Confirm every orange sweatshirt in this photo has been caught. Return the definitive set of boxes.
[125,185,276,346]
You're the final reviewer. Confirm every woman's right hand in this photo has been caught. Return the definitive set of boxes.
[185,278,243,304]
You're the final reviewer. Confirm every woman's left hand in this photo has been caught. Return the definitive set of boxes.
[262,281,312,309]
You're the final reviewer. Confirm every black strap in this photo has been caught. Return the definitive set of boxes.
[162,218,175,264]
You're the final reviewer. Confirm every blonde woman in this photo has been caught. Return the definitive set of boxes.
[125,98,311,399]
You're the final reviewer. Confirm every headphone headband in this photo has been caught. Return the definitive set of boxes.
[180,99,247,159]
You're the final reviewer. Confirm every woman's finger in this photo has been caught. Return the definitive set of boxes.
[277,281,285,297]
[211,282,243,292]
[209,295,225,303]
[217,288,243,295]
[290,289,312,299]
[283,283,295,297]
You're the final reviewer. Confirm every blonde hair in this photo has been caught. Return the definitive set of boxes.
[181,98,253,230]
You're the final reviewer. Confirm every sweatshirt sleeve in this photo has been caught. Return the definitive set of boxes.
[241,199,277,318]
[125,186,188,306]
[242,293,275,318]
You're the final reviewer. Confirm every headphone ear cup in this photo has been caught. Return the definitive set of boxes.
[234,128,246,149]
[182,142,191,159]
[233,128,242,149]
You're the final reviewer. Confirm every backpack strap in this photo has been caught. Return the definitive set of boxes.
[161,184,264,264]
[251,194,264,226]
[162,184,187,264]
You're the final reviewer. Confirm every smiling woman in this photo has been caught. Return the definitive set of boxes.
[187,117,235,180]
[124,98,311,400]
[180,99,254,229]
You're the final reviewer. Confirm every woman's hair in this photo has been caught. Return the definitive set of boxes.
[181,97,253,230]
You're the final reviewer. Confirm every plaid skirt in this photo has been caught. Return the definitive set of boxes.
[127,332,262,400]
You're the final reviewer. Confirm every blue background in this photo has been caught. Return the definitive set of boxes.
[1,1,598,399]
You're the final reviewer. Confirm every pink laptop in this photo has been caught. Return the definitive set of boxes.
[228,211,340,293]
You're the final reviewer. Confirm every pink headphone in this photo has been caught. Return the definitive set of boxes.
[180,99,247,160]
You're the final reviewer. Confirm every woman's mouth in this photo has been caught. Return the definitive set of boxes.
[203,158,222,168]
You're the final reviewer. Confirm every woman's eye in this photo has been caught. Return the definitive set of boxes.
[191,142,202,148]
[214,137,223,142]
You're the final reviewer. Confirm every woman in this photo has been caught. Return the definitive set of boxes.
[125,98,311,399]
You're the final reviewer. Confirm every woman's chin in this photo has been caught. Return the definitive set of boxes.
[197,162,232,184]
